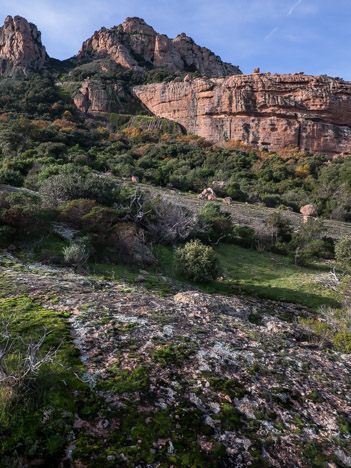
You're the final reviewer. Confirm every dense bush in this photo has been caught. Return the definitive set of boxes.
[335,237,351,270]
[231,226,257,248]
[174,239,220,283]
[0,191,55,239]
[198,203,232,244]
[59,199,97,227]
[0,169,24,186]
[142,197,198,245]
[266,213,293,244]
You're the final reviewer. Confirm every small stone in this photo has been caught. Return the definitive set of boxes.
[135,275,146,283]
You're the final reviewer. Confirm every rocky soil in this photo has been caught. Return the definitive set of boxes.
[1,253,351,467]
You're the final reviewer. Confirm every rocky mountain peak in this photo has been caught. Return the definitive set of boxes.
[122,17,150,29]
[0,15,48,76]
[76,17,241,77]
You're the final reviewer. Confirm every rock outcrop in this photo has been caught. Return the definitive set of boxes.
[2,253,351,467]
[134,73,351,156]
[76,17,241,77]
[0,15,48,76]
[73,79,125,114]
[198,187,217,201]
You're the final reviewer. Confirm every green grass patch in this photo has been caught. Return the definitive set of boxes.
[0,297,84,464]
[156,244,341,311]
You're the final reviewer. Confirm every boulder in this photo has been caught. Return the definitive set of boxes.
[223,197,232,205]
[198,187,217,201]
[300,204,318,223]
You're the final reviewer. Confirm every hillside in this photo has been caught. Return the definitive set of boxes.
[0,12,351,468]
[1,248,350,467]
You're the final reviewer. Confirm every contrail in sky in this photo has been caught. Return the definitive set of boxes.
[288,0,303,16]
[265,0,303,40]
[264,26,279,41]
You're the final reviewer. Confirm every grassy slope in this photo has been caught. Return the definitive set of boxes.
[90,242,341,311]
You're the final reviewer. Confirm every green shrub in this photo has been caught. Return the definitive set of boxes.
[60,199,96,228]
[225,182,245,201]
[63,243,89,266]
[0,225,15,247]
[271,242,289,256]
[0,169,24,187]
[308,238,334,259]
[262,194,281,208]
[231,226,256,248]
[174,239,220,283]
[335,237,351,270]
[198,203,232,243]
[292,247,313,266]
[1,204,53,237]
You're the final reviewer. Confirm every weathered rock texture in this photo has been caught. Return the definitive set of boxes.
[76,17,241,77]
[0,15,48,76]
[2,253,351,467]
[73,79,125,113]
[134,73,351,156]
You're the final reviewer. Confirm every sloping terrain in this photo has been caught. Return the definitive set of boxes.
[1,253,351,467]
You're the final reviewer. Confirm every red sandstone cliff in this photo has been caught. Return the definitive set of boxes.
[0,15,48,76]
[133,73,351,156]
[76,17,241,77]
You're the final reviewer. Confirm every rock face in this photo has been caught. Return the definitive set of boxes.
[134,73,351,156]
[76,17,241,77]
[0,15,48,76]
[73,79,125,114]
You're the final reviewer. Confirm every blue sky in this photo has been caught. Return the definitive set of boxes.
[1,0,351,79]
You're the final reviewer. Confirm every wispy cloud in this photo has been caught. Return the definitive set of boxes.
[264,26,279,41]
[288,0,303,16]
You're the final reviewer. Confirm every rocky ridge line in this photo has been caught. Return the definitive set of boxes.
[75,17,241,77]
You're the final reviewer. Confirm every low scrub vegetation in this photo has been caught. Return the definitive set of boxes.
[174,239,220,283]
